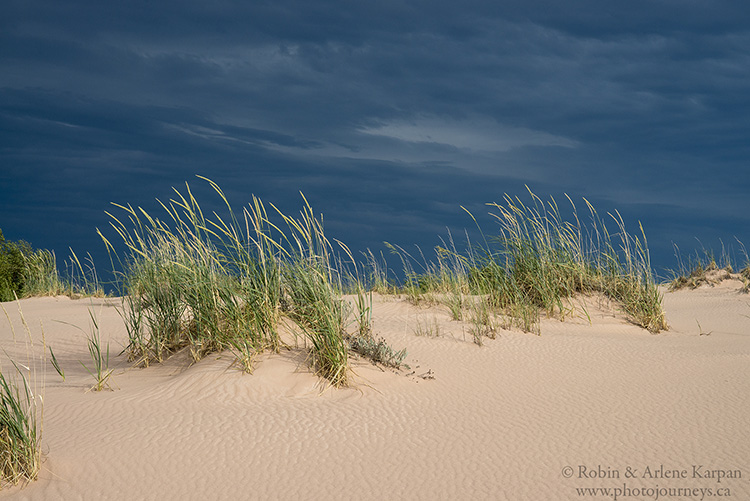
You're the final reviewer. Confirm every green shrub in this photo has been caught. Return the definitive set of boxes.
[0,230,31,302]
[0,230,73,300]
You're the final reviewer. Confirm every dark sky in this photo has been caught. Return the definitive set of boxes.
[2,1,750,280]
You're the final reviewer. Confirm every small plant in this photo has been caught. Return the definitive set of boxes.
[467,297,497,346]
[741,266,750,293]
[79,308,113,392]
[228,338,259,374]
[352,288,373,337]
[446,290,464,321]
[413,317,441,338]
[57,305,114,391]
[338,242,373,337]
[348,335,407,369]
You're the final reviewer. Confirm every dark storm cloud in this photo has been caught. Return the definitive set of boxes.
[2,0,750,275]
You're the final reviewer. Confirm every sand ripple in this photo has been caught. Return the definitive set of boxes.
[1,291,748,499]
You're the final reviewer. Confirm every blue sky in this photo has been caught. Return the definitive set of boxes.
[2,1,749,279]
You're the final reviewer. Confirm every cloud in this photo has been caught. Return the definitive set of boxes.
[2,0,750,275]
[359,115,578,152]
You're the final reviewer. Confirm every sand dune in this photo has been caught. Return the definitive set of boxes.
[1,283,748,499]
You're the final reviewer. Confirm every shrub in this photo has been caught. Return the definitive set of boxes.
[0,230,31,302]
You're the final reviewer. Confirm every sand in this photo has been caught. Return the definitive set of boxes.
[1,282,748,500]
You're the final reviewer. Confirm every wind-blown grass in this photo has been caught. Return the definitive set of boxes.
[102,178,666,386]
[275,198,351,386]
[385,189,667,337]
[0,365,40,487]
[102,179,355,386]
[667,240,749,292]
[80,308,113,392]
[0,302,43,488]
[1,228,104,301]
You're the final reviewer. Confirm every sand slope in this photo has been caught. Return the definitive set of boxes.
[1,283,748,500]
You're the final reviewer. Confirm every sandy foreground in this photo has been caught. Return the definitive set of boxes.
[1,283,748,500]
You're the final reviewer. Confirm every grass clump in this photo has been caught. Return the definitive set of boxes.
[80,309,113,392]
[103,178,357,386]
[0,231,39,302]
[55,305,114,391]
[667,242,747,291]
[276,199,351,386]
[413,317,441,338]
[0,302,43,488]
[1,228,104,301]
[0,365,40,487]
[485,191,667,333]
[385,189,667,336]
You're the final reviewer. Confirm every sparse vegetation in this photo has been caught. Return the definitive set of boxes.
[413,317,441,338]
[1,228,104,301]
[101,178,397,387]
[0,302,43,488]
[667,241,749,292]
[56,305,114,391]
[2,180,681,400]
[0,230,35,302]
[348,335,407,368]
[79,308,113,392]
[383,189,668,339]
[467,296,496,345]
[0,365,40,487]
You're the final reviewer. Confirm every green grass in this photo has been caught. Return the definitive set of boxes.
[0,302,43,488]
[0,365,40,487]
[277,200,351,386]
[98,179,671,385]
[102,179,357,386]
[0,230,34,302]
[383,189,667,337]
[667,241,749,291]
[55,304,114,391]
[79,308,113,392]
[1,228,104,302]
[413,316,441,338]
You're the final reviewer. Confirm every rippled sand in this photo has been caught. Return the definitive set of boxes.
[1,282,748,499]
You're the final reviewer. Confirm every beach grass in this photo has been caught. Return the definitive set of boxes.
[79,308,113,392]
[0,302,43,488]
[384,189,667,336]
[1,228,105,302]
[667,240,749,291]
[0,365,40,487]
[99,178,668,387]
[102,179,358,386]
